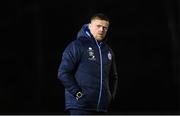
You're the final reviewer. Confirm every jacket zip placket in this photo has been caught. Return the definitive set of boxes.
[95,40,103,111]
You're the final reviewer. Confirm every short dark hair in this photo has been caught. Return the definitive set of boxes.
[90,13,109,22]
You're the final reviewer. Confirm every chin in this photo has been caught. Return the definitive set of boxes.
[98,36,104,39]
[96,38,104,41]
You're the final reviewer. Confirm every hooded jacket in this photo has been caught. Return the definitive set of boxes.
[58,24,118,112]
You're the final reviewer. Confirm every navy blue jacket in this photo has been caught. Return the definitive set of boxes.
[58,24,118,112]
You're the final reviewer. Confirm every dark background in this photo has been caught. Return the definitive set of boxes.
[0,0,179,115]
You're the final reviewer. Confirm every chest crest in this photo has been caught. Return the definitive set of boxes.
[108,51,112,61]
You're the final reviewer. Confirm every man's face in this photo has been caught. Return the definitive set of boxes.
[89,19,109,41]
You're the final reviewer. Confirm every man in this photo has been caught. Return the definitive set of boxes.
[58,13,118,115]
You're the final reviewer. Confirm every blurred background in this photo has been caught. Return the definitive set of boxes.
[0,0,179,114]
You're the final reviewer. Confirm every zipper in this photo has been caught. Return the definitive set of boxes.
[95,40,103,111]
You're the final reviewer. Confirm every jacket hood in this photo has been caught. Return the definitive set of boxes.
[77,24,92,40]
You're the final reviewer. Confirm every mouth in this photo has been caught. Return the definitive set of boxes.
[98,33,103,35]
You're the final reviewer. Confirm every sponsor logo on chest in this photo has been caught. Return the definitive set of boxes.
[87,47,112,61]
[87,47,96,61]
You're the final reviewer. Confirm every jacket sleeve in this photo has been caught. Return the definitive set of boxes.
[109,50,118,100]
[57,41,82,96]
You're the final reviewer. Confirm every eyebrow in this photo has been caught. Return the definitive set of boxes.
[97,24,108,28]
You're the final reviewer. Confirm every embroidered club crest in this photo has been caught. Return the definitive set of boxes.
[108,52,112,60]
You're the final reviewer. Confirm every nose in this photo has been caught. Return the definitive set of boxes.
[99,27,104,32]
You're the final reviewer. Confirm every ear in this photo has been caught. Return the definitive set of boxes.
[88,23,91,29]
